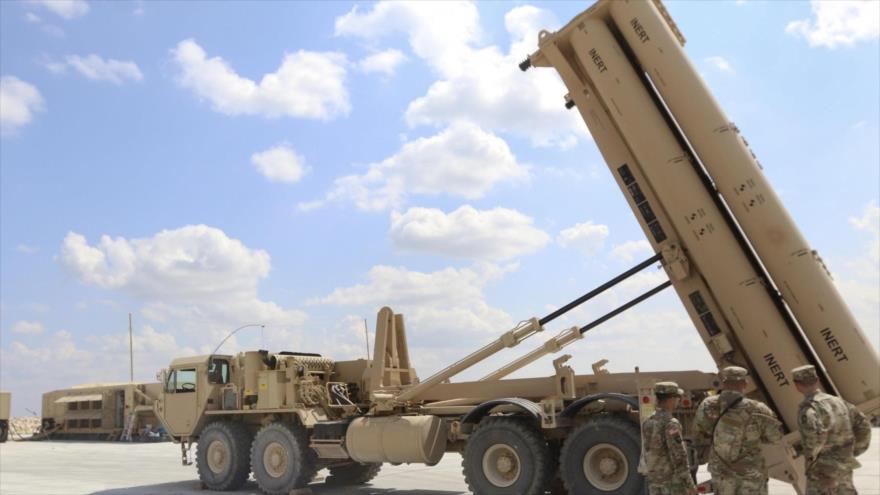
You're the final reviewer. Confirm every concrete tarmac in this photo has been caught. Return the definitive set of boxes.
[1,429,878,495]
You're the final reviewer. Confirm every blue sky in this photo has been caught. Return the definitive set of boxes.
[1,0,878,415]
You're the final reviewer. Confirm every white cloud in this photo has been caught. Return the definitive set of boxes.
[16,244,38,254]
[302,122,528,211]
[25,12,42,23]
[58,225,307,328]
[390,205,550,261]
[251,144,308,183]
[336,3,585,148]
[171,39,349,121]
[11,320,44,335]
[557,221,609,255]
[0,76,45,134]
[786,0,880,48]
[705,56,735,74]
[358,49,406,75]
[310,263,515,339]
[609,239,653,263]
[30,0,89,19]
[59,54,143,84]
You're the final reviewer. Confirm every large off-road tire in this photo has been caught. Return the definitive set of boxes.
[559,415,644,494]
[462,417,552,495]
[325,462,382,486]
[250,422,317,495]
[196,421,252,491]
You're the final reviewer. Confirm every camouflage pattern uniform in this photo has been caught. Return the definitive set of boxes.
[642,382,696,495]
[693,366,783,495]
[793,365,872,495]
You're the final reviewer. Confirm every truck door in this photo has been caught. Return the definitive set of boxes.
[161,368,200,436]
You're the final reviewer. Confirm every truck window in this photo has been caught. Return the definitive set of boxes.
[165,369,197,393]
[208,359,230,385]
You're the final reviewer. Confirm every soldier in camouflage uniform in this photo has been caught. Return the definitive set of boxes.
[792,365,872,495]
[693,366,783,494]
[642,382,697,495]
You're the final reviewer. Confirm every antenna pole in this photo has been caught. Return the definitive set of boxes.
[128,313,134,382]
[363,318,371,361]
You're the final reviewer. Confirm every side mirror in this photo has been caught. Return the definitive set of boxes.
[157,369,167,385]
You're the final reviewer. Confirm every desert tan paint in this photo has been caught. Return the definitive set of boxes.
[553,19,812,429]
[535,38,756,373]
[608,0,879,406]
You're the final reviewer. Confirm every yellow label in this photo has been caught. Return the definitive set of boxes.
[259,383,268,390]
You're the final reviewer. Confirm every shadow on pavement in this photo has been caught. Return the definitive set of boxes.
[90,480,462,495]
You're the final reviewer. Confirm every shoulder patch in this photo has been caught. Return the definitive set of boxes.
[666,422,681,436]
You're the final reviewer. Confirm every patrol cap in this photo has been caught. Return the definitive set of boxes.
[791,365,818,383]
[654,381,684,396]
[719,366,748,383]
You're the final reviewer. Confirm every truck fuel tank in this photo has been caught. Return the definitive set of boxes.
[345,415,448,465]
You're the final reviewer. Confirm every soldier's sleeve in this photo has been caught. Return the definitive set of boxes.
[664,419,696,490]
[798,406,827,460]
[755,402,784,443]
[847,402,872,457]
[692,400,713,465]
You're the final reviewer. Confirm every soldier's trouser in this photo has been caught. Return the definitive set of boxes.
[648,483,691,495]
[712,475,768,495]
[805,471,857,495]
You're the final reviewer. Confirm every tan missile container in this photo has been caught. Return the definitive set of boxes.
[607,0,879,408]
[532,15,812,428]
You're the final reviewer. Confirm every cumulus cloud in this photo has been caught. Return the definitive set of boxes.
[390,205,549,261]
[358,49,406,75]
[49,54,143,84]
[310,263,515,339]
[557,221,609,255]
[251,144,308,183]
[0,76,45,134]
[609,239,654,263]
[336,3,585,148]
[171,39,349,120]
[30,0,89,19]
[786,0,879,48]
[705,56,734,74]
[58,225,307,327]
[11,320,44,335]
[301,122,528,211]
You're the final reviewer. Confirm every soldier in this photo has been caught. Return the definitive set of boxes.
[693,366,783,494]
[792,364,871,495]
[642,381,697,495]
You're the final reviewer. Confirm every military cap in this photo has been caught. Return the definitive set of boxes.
[791,365,818,382]
[654,381,683,396]
[719,366,748,382]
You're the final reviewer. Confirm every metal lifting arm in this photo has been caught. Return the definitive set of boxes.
[396,254,664,404]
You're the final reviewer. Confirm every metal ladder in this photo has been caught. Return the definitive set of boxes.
[120,411,137,441]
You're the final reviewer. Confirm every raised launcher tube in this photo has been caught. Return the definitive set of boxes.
[526,11,818,430]
[607,0,879,409]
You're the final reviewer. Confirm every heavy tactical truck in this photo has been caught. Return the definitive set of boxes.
[152,1,879,494]
[0,392,10,442]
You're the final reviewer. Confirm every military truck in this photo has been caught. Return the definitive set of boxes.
[151,1,879,494]
[0,392,10,442]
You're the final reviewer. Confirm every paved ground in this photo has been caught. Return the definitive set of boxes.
[1,430,877,495]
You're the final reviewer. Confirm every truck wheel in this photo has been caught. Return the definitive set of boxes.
[325,462,382,485]
[559,415,643,494]
[196,421,252,491]
[250,422,317,495]
[0,420,8,443]
[462,417,551,495]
